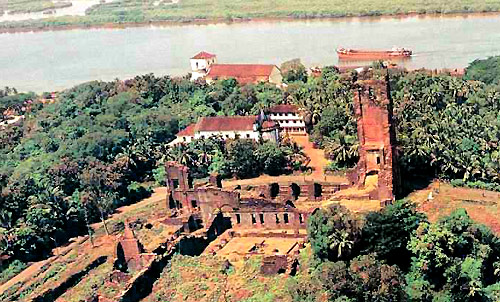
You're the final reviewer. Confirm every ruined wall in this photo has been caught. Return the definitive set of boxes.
[165,161,194,210]
[243,181,345,202]
[195,187,240,225]
[165,162,317,233]
[352,77,399,204]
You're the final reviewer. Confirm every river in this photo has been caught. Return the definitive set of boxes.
[1,14,500,92]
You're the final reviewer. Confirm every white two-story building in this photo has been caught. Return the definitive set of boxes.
[169,115,279,146]
[268,104,306,135]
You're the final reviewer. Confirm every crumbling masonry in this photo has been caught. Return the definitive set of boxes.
[346,77,400,205]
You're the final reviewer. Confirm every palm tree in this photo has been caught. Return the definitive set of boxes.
[329,229,354,258]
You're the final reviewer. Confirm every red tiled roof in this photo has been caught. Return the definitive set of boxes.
[261,120,278,129]
[268,104,299,114]
[191,51,216,59]
[177,123,196,136]
[206,64,276,82]
[195,116,257,132]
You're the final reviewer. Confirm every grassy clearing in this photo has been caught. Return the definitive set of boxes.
[145,254,290,302]
[2,0,500,31]
[410,182,500,233]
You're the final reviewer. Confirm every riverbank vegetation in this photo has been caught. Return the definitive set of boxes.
[0,0,71,15]
[2,55,500,284]
[2,0,500,31]
[465,56,500,85]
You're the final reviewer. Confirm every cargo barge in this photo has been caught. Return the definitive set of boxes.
[337,47,413,59]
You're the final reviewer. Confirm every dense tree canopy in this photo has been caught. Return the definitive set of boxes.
[297,203,500,302]
[465,56,500,85]
[0,75,287,261]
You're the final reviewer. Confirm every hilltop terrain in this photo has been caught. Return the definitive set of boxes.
[2,57,500,300]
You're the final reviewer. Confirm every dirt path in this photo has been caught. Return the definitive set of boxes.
[290,134,329,178]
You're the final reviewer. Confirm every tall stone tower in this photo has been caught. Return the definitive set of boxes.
[351,76,400,205]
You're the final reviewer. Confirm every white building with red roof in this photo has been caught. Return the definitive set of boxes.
[190,51,218,81]
[205,64,282,85]
[169,115,279,146]
[189,51,282,85]
[268,104,306,134]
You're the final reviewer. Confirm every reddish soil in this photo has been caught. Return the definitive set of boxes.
[410,182,500,234]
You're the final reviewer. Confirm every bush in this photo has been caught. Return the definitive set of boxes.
[127,182,152,203]
[307,205,361,261]
[465,56,500,85]
[361,200,426,269]
[450,179,500,192]
[0,260,27,284]
[153,165,166,186]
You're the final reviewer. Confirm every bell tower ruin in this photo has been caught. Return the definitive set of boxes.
[348,76,400,205]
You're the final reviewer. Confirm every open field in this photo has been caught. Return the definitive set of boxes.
[144,254,291,302]
[2,0,500,31]
[409,181,500,233]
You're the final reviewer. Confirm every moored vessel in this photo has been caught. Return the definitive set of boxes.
[337,47,413,59]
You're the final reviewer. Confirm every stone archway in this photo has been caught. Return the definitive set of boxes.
[290,183,301,200]
[168,194,176,209]
[314,183,322,198]
[270,183,280,198]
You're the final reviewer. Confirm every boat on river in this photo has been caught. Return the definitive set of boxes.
[337,47,413,59]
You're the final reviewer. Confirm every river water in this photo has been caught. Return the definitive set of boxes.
[1,14,500,92]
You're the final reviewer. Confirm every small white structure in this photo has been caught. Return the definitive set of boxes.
[268,104,306,134]
[169,116,279,146]
[190,51,217,81]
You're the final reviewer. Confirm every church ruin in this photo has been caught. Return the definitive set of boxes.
[345,76,400,205]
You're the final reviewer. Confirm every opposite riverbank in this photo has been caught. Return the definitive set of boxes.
[2,0,500,34]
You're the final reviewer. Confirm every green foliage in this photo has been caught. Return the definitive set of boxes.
[391,71,500,183]
[153,165,166,186]
[0,259,27,284]
[450,179,500,192]
[405,209,500,301]
[307,205,361,261]
[347,254,406,302]
[226,140,259,178]
[301,205,500,302]
[465,56,500,85]
[254,141,288,176]
[361,200,426,269]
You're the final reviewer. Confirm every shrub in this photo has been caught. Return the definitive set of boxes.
[0,260,27,284]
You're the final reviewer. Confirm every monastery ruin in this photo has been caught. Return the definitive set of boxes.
[159,74,399,272]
